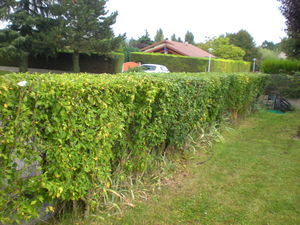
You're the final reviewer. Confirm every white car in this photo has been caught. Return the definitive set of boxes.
[140,64,170,73]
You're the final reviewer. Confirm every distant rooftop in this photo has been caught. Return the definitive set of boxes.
[141,40,215,58]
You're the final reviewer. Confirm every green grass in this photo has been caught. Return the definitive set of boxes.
[98,110,300,225]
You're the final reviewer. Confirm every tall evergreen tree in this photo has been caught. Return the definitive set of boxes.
[171,33,177,41]
[154,28,164,42]
[51,0,124,72]
[184,31,195,44]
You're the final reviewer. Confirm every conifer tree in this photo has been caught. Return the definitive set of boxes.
[0,0,56,72]
[154,28,164,42]
[51,0,124,72]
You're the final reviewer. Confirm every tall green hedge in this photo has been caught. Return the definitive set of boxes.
[0,72,268,223]
[0,52,124,73]
[130,52,251,72]
[260,59,300,74]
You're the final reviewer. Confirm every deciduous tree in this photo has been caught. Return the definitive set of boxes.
[278,0,300,58]
[197,36,245,60]
[227,30,260,61]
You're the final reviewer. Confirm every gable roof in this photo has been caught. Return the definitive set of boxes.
[141,40,215,58]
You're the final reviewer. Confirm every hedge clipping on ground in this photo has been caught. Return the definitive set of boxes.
[0,72,268,223]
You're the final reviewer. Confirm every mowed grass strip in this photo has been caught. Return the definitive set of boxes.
[102,110,300,225]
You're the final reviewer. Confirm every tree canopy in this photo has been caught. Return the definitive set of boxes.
[278,0,300,58]
[51,0,124,72]
[197,36,245,60]
[0,0,57,71]
[0,0,124,72]
[226,30,260,61]
[261,40,279,51]
[128,30,153,49]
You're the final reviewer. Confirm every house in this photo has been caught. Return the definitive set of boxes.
[278,52,287,59]
[140,40,215,58]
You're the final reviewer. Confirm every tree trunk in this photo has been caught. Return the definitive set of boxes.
[19,52,29,72]
[72,50,80,73]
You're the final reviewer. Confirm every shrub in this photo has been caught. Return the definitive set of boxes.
[265,73,300,98]
[0,52,124,73]
[260,59,300,74]
[0,72,268,223]
[130,52,251,72]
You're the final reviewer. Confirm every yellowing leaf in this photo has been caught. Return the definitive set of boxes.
[47,206,55,213]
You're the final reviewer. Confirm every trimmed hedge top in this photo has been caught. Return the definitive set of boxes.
[130,52,251,73]
[260,59,300,74]
[0,72,268,223]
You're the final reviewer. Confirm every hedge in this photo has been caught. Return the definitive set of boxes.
[130,52,251,72]
[0,72,268,223]
[0,52,124,74]
[260,59,300,74]
[265,73,300,98]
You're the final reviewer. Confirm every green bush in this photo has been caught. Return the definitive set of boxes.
[130,52,251,72]
[260,59,300,74]
[265,73,300,98]
[0,72,268,223]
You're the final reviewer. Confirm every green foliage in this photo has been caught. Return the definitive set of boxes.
[0,0,59,72]
[50,0,124,72]
[197,37,246,60]
[261,59,300,98]
[265,73,300,98]
[260,59,300,74]
[125,66,144,73]
[261,40,280,51]
[130,52,251,72]
[123,45,140,62]
[0,72,268,223]
[104,111,300,225]
[129,30,154,49]
[0,70,11,76]
[278,0,300,35]
[154,28,164,42]
[184,31,195,44]
[227,30,261,61]
[280,35,300,59]
[170,33,182,42]
[0,52,124,74]
[259,48,280,60]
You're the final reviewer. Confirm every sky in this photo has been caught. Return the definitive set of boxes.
[0,0,287,46]
[106,0,287,45]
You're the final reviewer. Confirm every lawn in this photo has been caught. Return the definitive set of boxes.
[99,110,300,225]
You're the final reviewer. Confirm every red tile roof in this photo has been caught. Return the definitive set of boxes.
[141,40,215,58]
